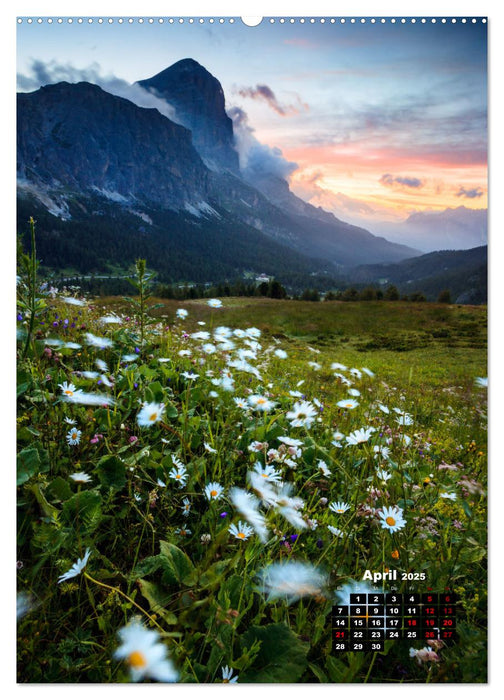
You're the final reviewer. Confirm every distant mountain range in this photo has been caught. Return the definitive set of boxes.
[348,245,487,304]
[17,58,422,287]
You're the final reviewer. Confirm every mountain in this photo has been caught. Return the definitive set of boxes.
[348,246,487,303]
[367,207,487,253]
[138,59,240,174]
[17,62,422,284]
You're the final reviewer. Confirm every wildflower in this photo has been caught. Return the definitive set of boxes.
[317,460,331,477]
[169,463,188,488]
[440,492,457,500]
[180,498,191,515]
[191,331,211,341]
[64,416,76,425]
[278,505,307,530]
[379,506,407,534]
[122,353,138,362]
[331,362,348,371]
[248,394,276,411]
[176,308,188,319]
[248,440,267,452]
[361,367,375,377]
[409,647,440,665]
[204,442,217,453]
[258,561,327,604]
[157,478,166,487]
[245,326,261,339]
[329,501,350,514]
[475,376,488,388]
[84,332,114,349]
[396,413,414,426]
[308,361,322,370]
[376,468,392,482]
[377,403,390,414]
[200,533,212,544]
[66,428,82,446]
[327,525,344,538]
[202,343,217,354]
[58,548,92,583]
[181,371,199,380]
[274,349,287,359]
[207,298,222,308]
[374,445,391,459]
[229,521,254,541]
[391,549,400,559]
[350,368,362,379]
[345,427,375,445]
[137,402,165,427]
[60,296,85,306]
[278,436,304,447]
[69,472,91,483]
[59,381,79,398]
[99,313,121,323]
[229,487,269,542]
[252,462,282,483]
[65,391,115,406]
[175,525,191,536]
[114,619,179,682]
[333,431,345,441]
[286,400,317,429]
[221,666,239,683]
[337,398,359,410]
[348,388,361,397]
[205,482,224,501]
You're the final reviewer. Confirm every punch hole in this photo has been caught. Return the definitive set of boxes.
[241,17,263,26]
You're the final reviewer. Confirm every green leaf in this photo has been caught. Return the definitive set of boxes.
[198,558,233,588]
[96,455,126,491]
[62,491,102,534]
[239,623,309,683]
[158,541,196,587]
[145,381,165,403]
[137,579,178,625]
[17,445,49,485]
[164,400,178,419]
[46,477,73,502]
[462,500,473,518]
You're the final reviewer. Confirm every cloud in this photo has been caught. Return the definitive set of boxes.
[17,59,178,122]
[456,186,484,199]
[228,106,298,179]
[380,173,424,189]
[234,84,308,116]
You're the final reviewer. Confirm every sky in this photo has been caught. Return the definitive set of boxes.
[16,15,488,230]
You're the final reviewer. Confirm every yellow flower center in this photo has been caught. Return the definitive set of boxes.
[237,532,246,539]
[175,474,182,479]
[386,516,396,526]
[72,432,78,440]
[257,398,266,404]
[210,490,218,497]
[149,413,158,422]
[65,389,73,395]
[261,473,268,478]
[128,650,147,669]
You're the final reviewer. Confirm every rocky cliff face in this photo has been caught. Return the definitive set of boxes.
[138,58,240,174]
[17,81,210,209]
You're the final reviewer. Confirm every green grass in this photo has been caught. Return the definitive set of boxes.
[17,293,487,683]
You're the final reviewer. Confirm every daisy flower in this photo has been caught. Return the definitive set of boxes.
[379,505,407,533]
[345,427,375,445]
[337,398,359,410]
[204,442,217,453]
[331,362,348,371]
[376,468,392,482]
[278,506,307,530]
[191,331,210,341]
[66,392,115,406]
[221,666,239,683]
[317,460,332,477]
[84,332,114,349]
[327,525,344,538]
[350,368,362,379]
[58,548,92,583]
[440,492,457,500]
[114,619,179,682]
[475,376,488,388]
[181,371,199,380]
[229,487,269,542]
[205,482,224,501]
[174,525,191,536]
[99,314,121,324]
[181,498,191,515]
[169,464,188,488]
[348,388,361,397]
[64,416,76,425]
[137,402,165,427]
[333,431,345,441]
[258,561,327,604]
[248,395,276,412]
[59,381,79,398]
[252,462,282,483]
[248,440,267,452]
[202,343,217,354]
[396,413,414,426]
[329,501,350,514]
[274,349,287,359]
[377,403,390,414]
[374,445,391,459]
[176,308,188,319]
[278,436,304,447]
[69,472,91,483]
[229,521,254,541]
[308,361,322,370]
[66,428,82,446]
[286,400,317,429]
[361,367,375,377]
[207,298,222,308]
[60,296,85,306]
[245,326,261,339]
